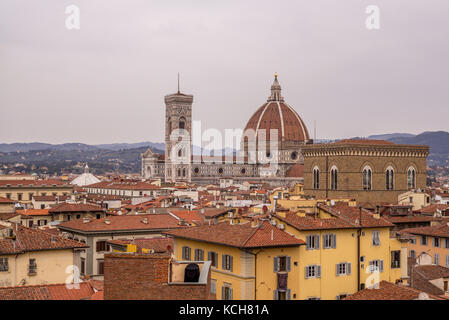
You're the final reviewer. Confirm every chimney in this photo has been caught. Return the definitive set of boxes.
[251,220,259,228]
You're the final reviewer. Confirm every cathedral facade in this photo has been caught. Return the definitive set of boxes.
[141,75,312,186]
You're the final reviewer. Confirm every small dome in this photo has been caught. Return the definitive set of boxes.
[244,75,310,142]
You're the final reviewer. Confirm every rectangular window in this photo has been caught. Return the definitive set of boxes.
[208,251,218,267]
[96,241,107,252]
[434,237,441,248]
[391,251,401,269]
[18,193,22,201]
[0,258,8,272]
[274,256,291,273]
[182,246,191,260]
[336,263,351,276]
[222,285,233,300]
[369,260,384,273]
[372,231,380,246]
[305,265,321,279]
[421,236,427,246]
[80,258,85,275]
[445,238,449,249]
[222,254,233,271]
[323,234,337,249]
[28,259,37,275]
[98,260,104,275]
[194,249,204,261]
[306,235,320,250]
[410,238,416,245]
[210,279,216,294]
[446,255,449,268]
[435,254,440,265]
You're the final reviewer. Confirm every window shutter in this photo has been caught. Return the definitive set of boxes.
[273,289,278,300]
[222,286,225,300]
[333,234,337,248]
[305,266,309,279]
[380,260,384,272]
[274,257,279,272]
[208,251,212,261]
[347,263,351,275]
[230,288,233,300]
[287,256,291,272]
[306,236,311,250]
[287,289,291,300]
[317,265,321,278]
[316,235,320,249]
[230,256,233,272]
[336,264,339,276]
[222,255,226,269]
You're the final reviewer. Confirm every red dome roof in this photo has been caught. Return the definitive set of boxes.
[244,75,310,142]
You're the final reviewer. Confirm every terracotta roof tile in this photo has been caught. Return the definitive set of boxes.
[49,203,105,213]
[57,214,183,233]
[0,282,95,300]
[0,223,88,254]
[343,281,444,300]
[401,224,449,238]
[164,221,304,249]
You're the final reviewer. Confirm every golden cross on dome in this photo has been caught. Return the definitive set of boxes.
[274,72,278,79]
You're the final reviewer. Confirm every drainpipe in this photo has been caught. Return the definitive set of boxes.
[245,249,262,300]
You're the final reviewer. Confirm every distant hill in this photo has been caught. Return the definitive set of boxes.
[0,142,164,153]
[385,131,449,155]
[367,133,416,140]
[1,131,448,175]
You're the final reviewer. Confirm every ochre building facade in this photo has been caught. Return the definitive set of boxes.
[302,140,429,204]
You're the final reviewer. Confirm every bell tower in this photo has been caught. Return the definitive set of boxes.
[164,83,193,183]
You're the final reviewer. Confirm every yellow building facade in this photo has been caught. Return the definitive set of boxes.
[167,203,408,300]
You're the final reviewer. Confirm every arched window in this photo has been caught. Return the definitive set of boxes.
[330,166,338,190]
[179,117,186,130]
[313,166,320,190]
[407,167,416,189]
[178,148,183,158]
[177,169,181,177]
[385,166,394,190]
[362,166,372,190]
[182,168,186,177]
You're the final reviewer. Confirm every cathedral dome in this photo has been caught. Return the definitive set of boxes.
[244,74,310,143]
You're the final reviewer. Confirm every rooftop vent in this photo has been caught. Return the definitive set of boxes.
[104,219,111,225]
[141,217,148,224]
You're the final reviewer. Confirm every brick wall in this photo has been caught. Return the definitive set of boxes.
[104,253,215,300]
[303,148,428,204]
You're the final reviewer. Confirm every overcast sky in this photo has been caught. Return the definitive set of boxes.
[1,0,448,145]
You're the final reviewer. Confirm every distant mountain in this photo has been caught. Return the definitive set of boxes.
[367,133,416,140]
[94,142,165,151]
[0,142,164,153]
[385,131,449,155]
